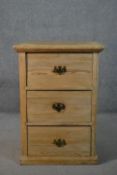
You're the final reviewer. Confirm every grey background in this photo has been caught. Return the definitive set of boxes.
[0,1,117,174]
[0,0,117,112]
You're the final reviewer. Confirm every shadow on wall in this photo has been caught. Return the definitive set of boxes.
[97,113,117,164]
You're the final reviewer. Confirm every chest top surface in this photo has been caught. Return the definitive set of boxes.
[13,42,104,53]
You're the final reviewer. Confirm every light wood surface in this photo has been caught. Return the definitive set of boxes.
[13,42,104,53]
[91,53,99,156]
[18,53,27,156]
[27,91,92,125]
[14,42,104,165]
[27,53,93,90]
[28,126,91,157]
[20,155,98,165]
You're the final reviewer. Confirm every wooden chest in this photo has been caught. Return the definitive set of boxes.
[14,42,104,164]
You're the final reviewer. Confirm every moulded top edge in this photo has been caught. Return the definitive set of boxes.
[13,42,104,53]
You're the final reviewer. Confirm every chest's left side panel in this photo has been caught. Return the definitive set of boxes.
[18,52,28,160]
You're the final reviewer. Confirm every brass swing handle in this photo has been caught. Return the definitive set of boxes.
[53,138,67,147]
[53,66,67,75]
[52,103,65,112]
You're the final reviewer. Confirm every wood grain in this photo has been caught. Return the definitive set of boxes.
[28,126,91,157]
[13,42,104,165]
[27,91,92,125]
[20,155,98,165]
[27,53,93,90]
[91,53,99,156]
[18,53,27,156]
[13,42,104,53]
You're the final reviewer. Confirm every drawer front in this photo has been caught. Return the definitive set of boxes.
[27,53,93,90]
[28,127,91,157]
[27,91,91,125]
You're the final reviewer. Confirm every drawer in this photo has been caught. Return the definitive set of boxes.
[27,91,92,125]
[27,53,93,90]
[28,126,91,157]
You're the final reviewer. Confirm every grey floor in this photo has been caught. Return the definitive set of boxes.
[0,113,117,175]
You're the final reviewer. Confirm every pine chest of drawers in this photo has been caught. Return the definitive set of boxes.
[14,42,104,165]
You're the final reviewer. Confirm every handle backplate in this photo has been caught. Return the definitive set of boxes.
[53,138,67,147]
[53,66,67,75]
[52,103,65,112]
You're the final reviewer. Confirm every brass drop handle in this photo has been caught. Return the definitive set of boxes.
[53,66,67,75]
[52,103,65,112]
[53,138,67,147]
